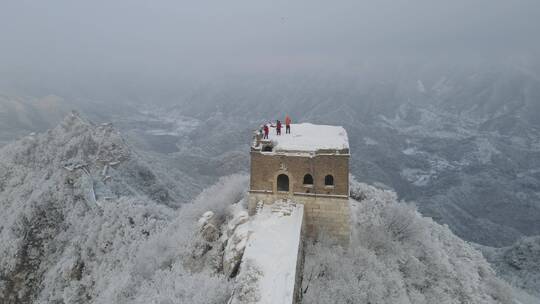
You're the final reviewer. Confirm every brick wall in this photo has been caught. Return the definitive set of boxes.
[249,149,351,243]
[250,151,349,196]
[248,193,351,244]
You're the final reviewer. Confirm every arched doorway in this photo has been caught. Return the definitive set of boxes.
[277,174,290,192]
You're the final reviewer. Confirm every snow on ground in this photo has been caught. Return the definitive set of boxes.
[400,168,432,186]
[232,201,304,304]
[302,181,516,304]
[265,123,348,152]
[475,137,501,164]
[139,108,200,137]
[363,137,379,146]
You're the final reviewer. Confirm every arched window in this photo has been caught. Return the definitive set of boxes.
[324,175,334,186]
[262,145,273,152]
[277,174,290,192]
[303,174,314,185]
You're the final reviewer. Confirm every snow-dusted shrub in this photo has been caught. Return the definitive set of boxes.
[349,175,397,204]
[27,174,242,304]
[230,259,263,304]
[187,174,249,220]
[132,264,231,304]
[303,182,513,304]
[381,202,421,242]
[482,236,540,299]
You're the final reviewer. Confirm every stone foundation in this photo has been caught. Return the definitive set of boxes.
[249,192,351,244]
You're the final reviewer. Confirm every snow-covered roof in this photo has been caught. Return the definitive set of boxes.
[259,123,349,153]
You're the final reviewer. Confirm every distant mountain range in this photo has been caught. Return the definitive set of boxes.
[1,62,539,248]
[0,94,70,145]
[124,63,540,248]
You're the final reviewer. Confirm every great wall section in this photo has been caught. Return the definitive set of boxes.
[228,123,352,304]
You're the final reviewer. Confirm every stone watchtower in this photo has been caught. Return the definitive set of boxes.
[249,123,351,242]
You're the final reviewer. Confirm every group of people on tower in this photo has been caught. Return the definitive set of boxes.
[262,115,292,139]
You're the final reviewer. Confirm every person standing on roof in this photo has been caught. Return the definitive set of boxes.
[263,124,269,139]
[285,115,291,134]
[276,120,282,136]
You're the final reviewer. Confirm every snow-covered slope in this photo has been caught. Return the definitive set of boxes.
[301,180,522,304]
[0,113,247,304]
[219,182,531,304]
[480,236,540,298]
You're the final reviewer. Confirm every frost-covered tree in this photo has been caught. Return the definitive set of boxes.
[302,180,513,304]
[481,236,540,299]
[0,113,245,304]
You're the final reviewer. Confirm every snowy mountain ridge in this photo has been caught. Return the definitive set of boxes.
[0,112,240,303]
[0,113,538,303]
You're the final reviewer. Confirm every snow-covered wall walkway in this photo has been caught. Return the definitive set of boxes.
[231,201,304,304]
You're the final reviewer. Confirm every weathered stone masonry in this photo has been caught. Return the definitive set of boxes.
[248,124,351,243]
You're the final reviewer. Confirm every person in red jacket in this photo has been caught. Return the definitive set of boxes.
[263,124,269,139]
[276,120,282,136]
[285,115,291,134]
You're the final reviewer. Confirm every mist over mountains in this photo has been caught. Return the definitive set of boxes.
[3,61,539,247]
[167,63,540,248]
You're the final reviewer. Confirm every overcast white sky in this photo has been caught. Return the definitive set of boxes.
[1,0,539,94]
